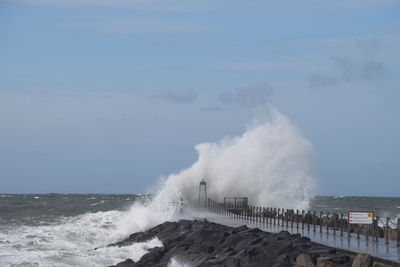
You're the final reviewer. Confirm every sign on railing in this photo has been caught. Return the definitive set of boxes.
[348,211,374,224]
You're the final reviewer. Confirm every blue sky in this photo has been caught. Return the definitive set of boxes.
[1,0,399,195]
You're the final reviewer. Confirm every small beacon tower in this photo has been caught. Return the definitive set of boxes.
[199,179,207,208]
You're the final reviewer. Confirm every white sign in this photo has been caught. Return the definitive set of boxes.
[348,211,374,224]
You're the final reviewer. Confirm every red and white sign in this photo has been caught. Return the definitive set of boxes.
[348,211,374,224]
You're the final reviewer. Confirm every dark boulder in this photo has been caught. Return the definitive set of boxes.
[109,219,353,267]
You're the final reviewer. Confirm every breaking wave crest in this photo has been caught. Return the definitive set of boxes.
[118,107,316,234]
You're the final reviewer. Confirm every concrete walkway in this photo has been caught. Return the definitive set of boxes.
[204,214,400,263]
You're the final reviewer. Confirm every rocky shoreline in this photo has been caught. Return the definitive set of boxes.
[109,219,398,267]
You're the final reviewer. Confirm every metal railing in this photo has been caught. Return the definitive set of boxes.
[207,198,400,247]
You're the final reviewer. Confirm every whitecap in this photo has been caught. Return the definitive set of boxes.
[0,210,158,266]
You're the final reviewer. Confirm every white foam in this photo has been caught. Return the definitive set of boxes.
[0,211,162,266]
[167,257,191,267]
[117,107,316,235]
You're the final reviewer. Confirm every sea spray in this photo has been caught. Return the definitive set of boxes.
[0,210,162,267]
[117,107,316,235]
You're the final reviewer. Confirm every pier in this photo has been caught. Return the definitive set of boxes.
[198,182,400,264]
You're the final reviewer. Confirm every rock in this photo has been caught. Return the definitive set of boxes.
[108,220,354,267]
[351,253,372,267]
[193,217,208,223]
[114,259,135,267]
[317,257,334,267]
[295,253,315,267]
[372,261,400,267]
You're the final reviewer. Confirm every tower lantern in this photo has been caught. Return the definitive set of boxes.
[199,179,207,208]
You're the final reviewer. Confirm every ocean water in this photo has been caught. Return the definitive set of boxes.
[0,109,321,266]
[0,194,162,267]
[1,194,399,266]
[310,196,400,221]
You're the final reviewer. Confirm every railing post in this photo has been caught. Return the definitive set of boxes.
[307,211,310,232]
[320,212,323,234]
[260,207,263,224]
[374,217,378,243]
[249,206,252,221]
[274,208,276,225]
[348,216,351,239]
[385,217,389,245]
[286,210,289,228]
[302,210,305,231]
[313,211,316,232]
[291,212,293,229]
[340,214,344,237]
[397,218,400,247]
[296,210,299,230]
[357,225,360,240]
[272,207,274,225]
[333,215,336,236]
[278,209,280,226]
[326,213,329,235]
[282,209,285,226]
[262,207,265,224]
[214,200,216,213]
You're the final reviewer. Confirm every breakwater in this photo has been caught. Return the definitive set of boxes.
[206,198,400,263]
[110,219,353,266]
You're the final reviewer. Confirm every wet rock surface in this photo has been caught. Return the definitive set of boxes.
[108,219,355,267]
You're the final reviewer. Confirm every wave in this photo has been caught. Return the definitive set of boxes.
[0,211,161,266]
[117,107,316,235]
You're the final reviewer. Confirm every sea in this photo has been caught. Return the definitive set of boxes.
[0,194,399,266]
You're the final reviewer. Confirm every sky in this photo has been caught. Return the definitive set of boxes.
[0,0,399,196]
